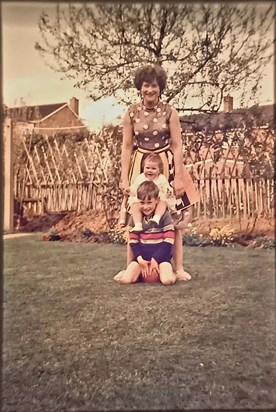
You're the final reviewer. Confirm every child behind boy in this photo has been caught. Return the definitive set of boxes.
[127,153,181,232]
[114,180,176,286]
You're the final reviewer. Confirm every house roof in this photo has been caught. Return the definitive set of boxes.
[180,103,275,133]
[6,102,67,122]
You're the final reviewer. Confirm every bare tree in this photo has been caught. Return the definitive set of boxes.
[35,3,274,112]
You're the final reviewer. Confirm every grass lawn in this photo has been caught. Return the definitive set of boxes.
[3,235,276,411]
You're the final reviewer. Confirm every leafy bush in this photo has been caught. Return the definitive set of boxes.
[77,223,274,249]
[106,226,128,245]
[43,227,64,241]
[183,232,235,247]
[106,225,237,247]
[253,236,275,249]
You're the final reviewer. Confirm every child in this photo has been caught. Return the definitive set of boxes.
[127,153,181,232]
[114,180,176,286]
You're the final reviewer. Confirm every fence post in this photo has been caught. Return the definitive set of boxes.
[4,118,14,233]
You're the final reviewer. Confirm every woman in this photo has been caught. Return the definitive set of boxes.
[119,64,199,281]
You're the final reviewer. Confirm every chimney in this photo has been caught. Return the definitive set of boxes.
[70,97,79,115]
[224,95,233,112]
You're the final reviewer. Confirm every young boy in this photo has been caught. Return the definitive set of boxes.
[126,153,181,232]
[114,180,176,286]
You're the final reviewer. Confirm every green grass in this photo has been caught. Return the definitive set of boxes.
[3,235,276,411]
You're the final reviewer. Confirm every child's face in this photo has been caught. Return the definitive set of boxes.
[143,160,160,180]
[138,196,159,217]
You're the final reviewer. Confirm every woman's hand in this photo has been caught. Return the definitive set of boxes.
[150,258,160,276]
[119,180,130,195]
[137,256,150,278]
[173,175,185,198]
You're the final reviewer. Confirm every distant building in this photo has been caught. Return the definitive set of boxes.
[5,97,88,135]
[180,96,274,133]
[180,96,275,178]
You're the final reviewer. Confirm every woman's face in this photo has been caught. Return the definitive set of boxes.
[140,79,160,106]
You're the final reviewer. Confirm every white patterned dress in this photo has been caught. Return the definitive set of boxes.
[127,100,199,212]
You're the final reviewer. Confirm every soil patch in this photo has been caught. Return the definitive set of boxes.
[18,212,67,233]
[192,216,275,238]
[17,210,274,242]
[18,210,110,242]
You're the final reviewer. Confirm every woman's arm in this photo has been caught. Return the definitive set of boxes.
[120,111,134,193]
[169,107,185,198]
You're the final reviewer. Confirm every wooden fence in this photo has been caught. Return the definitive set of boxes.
[5,119,274,230]
[14,181,106,214]
[195,177,273,219]
[15,177,274,221]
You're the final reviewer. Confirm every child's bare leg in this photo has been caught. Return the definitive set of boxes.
[115,261,141,284]
[130,203,143,232]
[159,262,176,286]
[149,200,167,225]
[173,228,191,281]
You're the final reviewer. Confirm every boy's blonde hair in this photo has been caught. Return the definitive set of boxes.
[142,153,163,174]
[137,181,160,201]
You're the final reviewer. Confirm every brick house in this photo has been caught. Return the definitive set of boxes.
[5,97,88,134]
[180,96,274,133]
[180,97,274,178]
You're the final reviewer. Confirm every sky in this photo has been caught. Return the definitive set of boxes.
[2,1,126,130]
[2,2,275,131]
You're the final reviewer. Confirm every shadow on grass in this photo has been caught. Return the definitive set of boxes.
[3,235,276,411]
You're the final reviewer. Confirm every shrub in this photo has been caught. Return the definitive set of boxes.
[253,236,275,249]
[107,226,128,245]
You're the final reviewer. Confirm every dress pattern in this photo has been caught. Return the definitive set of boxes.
[127,100,199,212]
[128,100,172,151]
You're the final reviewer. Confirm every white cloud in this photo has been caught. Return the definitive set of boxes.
[82,97,125,131]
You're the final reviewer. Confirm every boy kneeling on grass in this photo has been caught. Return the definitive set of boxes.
[114,180,176,286]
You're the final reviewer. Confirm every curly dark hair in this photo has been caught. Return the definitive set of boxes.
[133,65,167,92]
